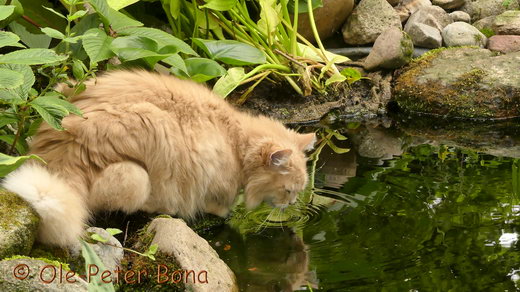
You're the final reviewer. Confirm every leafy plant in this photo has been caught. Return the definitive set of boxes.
[90,228,159,260]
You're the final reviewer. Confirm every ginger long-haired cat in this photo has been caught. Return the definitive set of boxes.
[2,70,315,248]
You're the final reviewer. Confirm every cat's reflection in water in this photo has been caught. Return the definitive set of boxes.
[210,226,316,292]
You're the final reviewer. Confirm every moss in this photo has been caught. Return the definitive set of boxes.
[4,255,70,271]
[480,28,495,38]
[29,242,85,273]
[0,190,39,258]
[393,47,520,119]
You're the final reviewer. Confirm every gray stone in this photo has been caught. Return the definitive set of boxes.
[394,0,433,22]
[148,218,238,292]
[365,27,414,70]
[488,35,520,52]
[404,6,453,31]
[85,227,124,273]
[342,0,402,45]
[461,0,519,21]
[0,258,88,291]
[405,22,443,47]
[432,0,465,9]
[0,190,39,259]
[493,10,520,35]
[449,11,471,22]
[442,21,487,47]
[394,47,520,119]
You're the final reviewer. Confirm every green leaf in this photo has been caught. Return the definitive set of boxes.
[326,139,349,154]
[201,0,237,11]
[0,48,67,65]
[0,68,24,89]
[0,31,25,48]
[148,244,158,255]
[89,0,143,31]
[41,27,65,39]
[212,67,246,98]
[80,240,116,292]
[193,39,266,66]
[107,0,139,10]
[0,90,23,104]
[30,103,65,130]
[0,64,35,100]
[33,95,82,116]
[169,0,181,19]
[18,0,67,32]
[162,54,187,76]
[297,43,349,63]
[0,153,44,177]
[118,27,197,56]
[8,21,51,49]
[72,59,85,80]
[325,73,346,86]
[0,114,18,128]
[257,0,281,37]
[67,10,87,21]
[178,58,226,83]
[41,5,66,19]
[111,35,164,61]
[106,228,122,236]
[82,28,115,64]
[0,5,15,21]
[90,233,108,243]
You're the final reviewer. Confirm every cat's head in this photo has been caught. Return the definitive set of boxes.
[243,132,316,210]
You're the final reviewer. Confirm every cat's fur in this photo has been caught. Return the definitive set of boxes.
[2,70,316,248]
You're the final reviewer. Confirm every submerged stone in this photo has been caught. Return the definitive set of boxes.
[394,47,520,119]
[0,190,39,259]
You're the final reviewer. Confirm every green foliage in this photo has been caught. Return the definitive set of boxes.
[81,240,116,292]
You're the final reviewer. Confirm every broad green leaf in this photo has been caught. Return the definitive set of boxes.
[41,27,65,39]
[0,64,35,100]
[111,35,163,61]
[0,31,25,48]
[0,153,44,177]
[193,39,266,66]
[118,27,197,56]
[30,103,65,130]
[18,0,67,32]
[72,59,86,80]
[106,228,122,236]
[33,95,82,116]
[0,48,67,65]
[287,0,323,13]
[169,0,181,19]
[90,0,142,31]
[107,0,139,10]
[82,28,115,64]
[212,67,245,98]
[163,54,188,76]
[8,21,51,48]
[0,90,24,104]
[0,5,15,21]
[297,43,349,63]
[201,0,237,11]
[180,58,226,83]
[0,115,18,128]
[0,68,23,89]
[257,0,281,37]
[67,10,87,21]
[80,240,116,292]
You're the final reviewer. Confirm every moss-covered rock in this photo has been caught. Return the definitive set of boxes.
[393,47,520,119]
[0,190,39,259]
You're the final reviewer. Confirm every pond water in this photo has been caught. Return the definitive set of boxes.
[203,116,520,291]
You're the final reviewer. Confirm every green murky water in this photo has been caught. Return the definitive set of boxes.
[204,117,520,291]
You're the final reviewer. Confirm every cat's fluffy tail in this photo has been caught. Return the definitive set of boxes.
[2,163,89,248]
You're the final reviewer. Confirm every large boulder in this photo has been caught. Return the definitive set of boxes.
[394,47,520,119]
[147,218,238,292]
[0,190,39,259]
[441,22,487,47]
[449,11,471,22]
[0,257,87,291]
[493,10,520,35]
[394,0,432,22]
[297,0,354,42]
[364,27,414,70]
[432,0,465,9]
[461,0,519,21]
[342,0,402,45]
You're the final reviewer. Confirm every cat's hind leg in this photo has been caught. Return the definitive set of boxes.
[90,161,151,213]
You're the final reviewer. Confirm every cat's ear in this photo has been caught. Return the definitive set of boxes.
[298,133,316,151]
[269,149,293,168]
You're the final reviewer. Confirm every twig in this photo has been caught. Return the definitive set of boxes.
[22,15,42,29]
[274,49,306,68]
